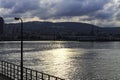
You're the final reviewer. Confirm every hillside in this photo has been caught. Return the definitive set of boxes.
[1,21,120,41]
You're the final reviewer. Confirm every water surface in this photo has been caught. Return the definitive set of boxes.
[0,41,120,80]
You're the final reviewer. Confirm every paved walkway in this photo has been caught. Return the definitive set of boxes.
[0,74,13,80]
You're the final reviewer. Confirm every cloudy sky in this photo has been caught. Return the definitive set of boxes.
[0,0,120,27]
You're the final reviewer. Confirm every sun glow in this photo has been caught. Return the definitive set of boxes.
[52,48,69,58]
[47,48,71,77]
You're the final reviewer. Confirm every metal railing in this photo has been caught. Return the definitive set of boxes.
[0,60,65,80]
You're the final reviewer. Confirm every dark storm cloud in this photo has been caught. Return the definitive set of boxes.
[1,0,120,27]
[0,0,15,9]
[116,13,120,20]
[90,11,114,20]
[37,0,111,19]
[52,0,110,18]
[0,0,40,18]
[116,4,120,21]
[0,0,110,19]
[12,0,39,14]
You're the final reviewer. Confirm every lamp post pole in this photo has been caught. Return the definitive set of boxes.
[14,17,23,80]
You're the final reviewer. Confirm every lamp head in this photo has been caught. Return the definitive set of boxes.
[14,17,20,20]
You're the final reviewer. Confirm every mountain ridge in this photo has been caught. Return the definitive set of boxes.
[1,21,120,41]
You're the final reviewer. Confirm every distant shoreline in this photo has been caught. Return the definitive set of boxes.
[0,39,120,42]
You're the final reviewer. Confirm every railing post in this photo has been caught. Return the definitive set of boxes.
[36,71,37,80]
[3,62,5,75]
[10,64,12,78]
[30,69,32,80]
[7,62,8,76]
[0,61,1,73]
[1,61,3,74]
[0,60,65,80]
[26,68,27,80]
[48,75,50,80]
[41,73,43,79]
[55,77,57,80]
[4,62,6,75]
[13,65,15,79]
[17,66,19,80]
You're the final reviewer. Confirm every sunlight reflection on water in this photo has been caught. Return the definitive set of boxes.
[1,41,120,80]
[24,48,86,80]
[44,48,85,78]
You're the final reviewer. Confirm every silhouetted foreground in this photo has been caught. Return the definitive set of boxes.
[0,74,13,80]
[0,60,65,80]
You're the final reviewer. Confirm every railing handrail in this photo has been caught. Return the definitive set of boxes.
[0,60,65,80]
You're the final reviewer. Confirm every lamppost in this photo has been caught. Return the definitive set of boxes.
[0,17,4,34]
[14,17,23,80]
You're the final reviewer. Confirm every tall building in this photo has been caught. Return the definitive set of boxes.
[0,17,4,34]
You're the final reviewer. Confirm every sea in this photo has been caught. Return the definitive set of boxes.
[0,41,120,80]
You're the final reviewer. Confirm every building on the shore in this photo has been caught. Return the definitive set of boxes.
[0,17,4,34]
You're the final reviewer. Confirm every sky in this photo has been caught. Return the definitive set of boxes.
[0,0,120,27]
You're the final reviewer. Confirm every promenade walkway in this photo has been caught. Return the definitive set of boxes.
[0,73,13,80]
